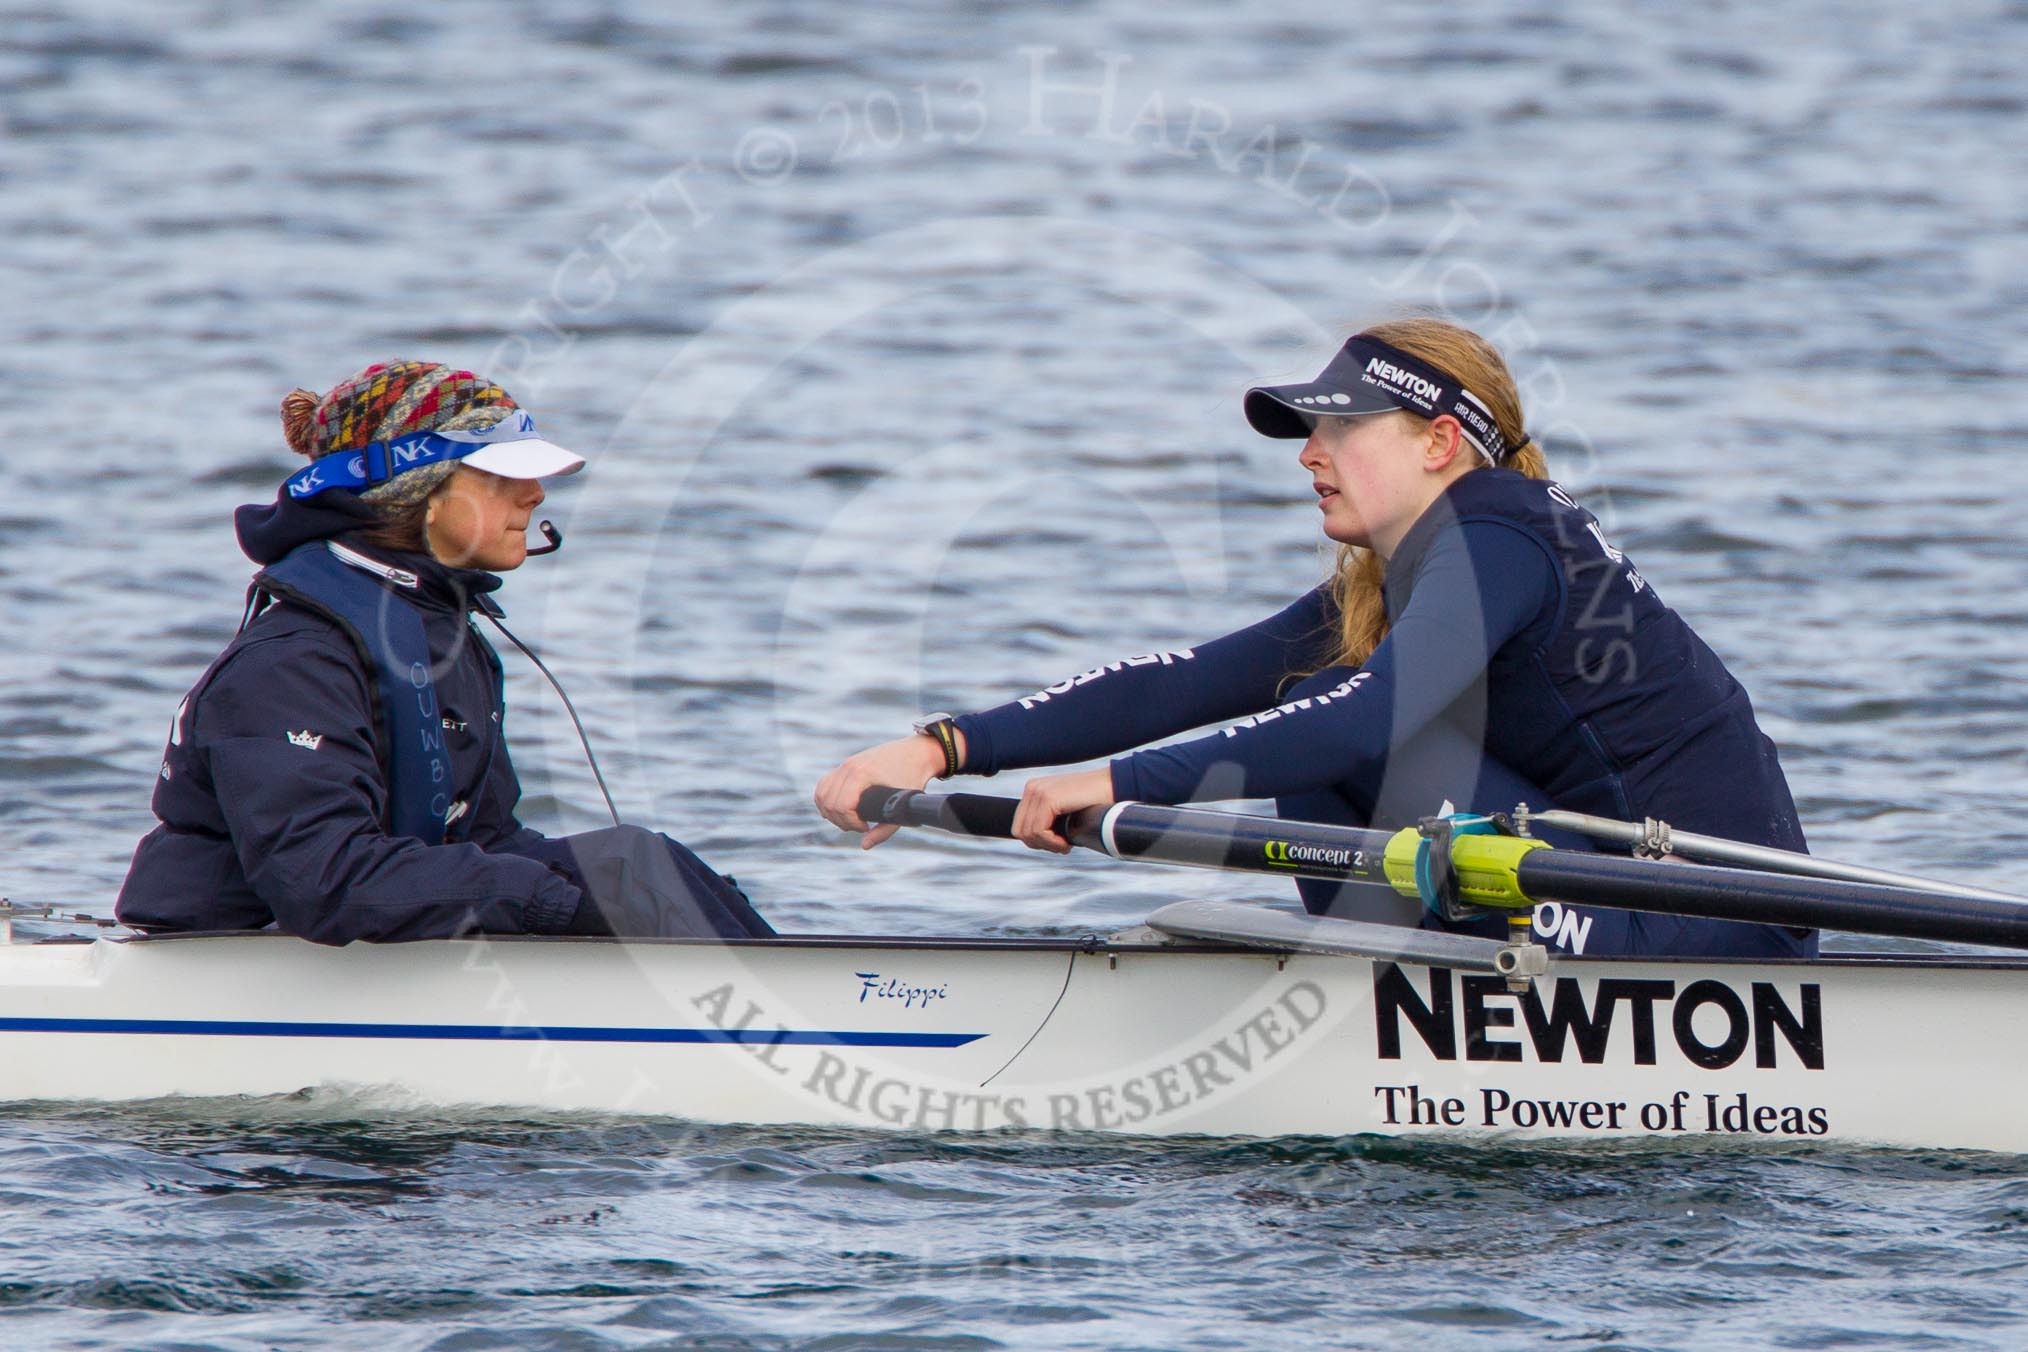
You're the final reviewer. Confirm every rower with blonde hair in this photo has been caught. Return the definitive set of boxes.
[816,318,1811,958]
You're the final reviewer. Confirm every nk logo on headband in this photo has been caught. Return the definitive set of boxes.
[283,419,532,499]
[285,432,449,499]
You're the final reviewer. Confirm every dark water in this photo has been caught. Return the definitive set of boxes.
[5,0,2028,1345]
[7,1099,2028,1351]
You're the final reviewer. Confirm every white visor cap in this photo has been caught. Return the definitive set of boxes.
[438,409,586,480]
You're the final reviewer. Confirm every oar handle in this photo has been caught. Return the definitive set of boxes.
[857,787,1100,845]
[859,787,1019,838]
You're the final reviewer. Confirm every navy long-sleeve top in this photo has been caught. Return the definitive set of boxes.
[953,469,1805,854]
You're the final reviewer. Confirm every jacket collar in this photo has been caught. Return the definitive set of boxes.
[237,486,504,616]
[325,539,505,616]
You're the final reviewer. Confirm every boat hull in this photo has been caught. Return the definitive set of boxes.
[0,932,2015,1151]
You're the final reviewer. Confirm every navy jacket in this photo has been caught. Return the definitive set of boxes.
[954,470,1811,955]
[116,492,585,943]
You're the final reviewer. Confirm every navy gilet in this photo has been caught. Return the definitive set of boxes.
[1390,469,1804,851]
[252,542,466,843]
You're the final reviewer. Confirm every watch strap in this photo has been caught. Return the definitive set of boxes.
[913,714,962,779]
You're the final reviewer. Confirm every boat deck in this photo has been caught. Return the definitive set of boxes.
[19,924,2028,970]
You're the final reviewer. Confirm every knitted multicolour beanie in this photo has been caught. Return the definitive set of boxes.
[280,362,518,510]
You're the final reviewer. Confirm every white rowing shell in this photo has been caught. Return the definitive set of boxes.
[0,931,2012,1151]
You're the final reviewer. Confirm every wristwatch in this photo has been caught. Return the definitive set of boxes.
[912,712,962,779]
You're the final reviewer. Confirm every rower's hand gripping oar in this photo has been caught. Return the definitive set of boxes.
[859,787,2028,955]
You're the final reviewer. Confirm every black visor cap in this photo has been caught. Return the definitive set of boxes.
[1244,334,1491,451]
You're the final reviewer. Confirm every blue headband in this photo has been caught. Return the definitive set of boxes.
[283,409,544,499]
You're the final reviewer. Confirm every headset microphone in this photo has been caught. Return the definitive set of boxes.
[526,521,563,556]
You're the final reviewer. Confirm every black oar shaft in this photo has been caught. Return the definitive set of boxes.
[858,789,2028,951]
[1095,802,1400,888]
[1517,851,2028,948]
[1527,807,2028,906]
[857,789,1401,886]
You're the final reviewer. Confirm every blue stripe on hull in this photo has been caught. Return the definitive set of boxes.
[0,1017,983,1048]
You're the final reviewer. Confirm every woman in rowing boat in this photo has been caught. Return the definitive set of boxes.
[815,318,1813,959]
[118,361,773,945]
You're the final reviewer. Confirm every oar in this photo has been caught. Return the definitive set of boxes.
[856,787,2028,952]
[858,785,1397,886]
[1523,806,2028,907]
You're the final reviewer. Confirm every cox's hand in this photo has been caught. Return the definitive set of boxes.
[813,735,953,849]
[1012,768,1116,854]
